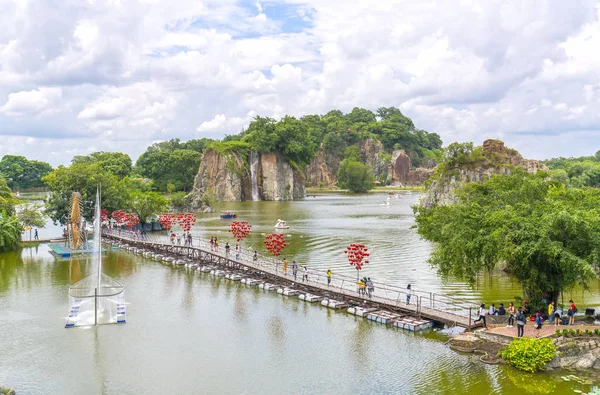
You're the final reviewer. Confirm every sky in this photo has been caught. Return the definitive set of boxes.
[1,0,600,166]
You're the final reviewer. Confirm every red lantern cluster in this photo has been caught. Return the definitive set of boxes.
[100,209,109,224]
[229,221,252,242]
[264,233,289,257]
[112,210,128,226]
[158,213,175,230]
[176,213,196,232]
[344,243,370,271]
[158,213,196,231]
[123,213,140,229]
[112,210,139,229]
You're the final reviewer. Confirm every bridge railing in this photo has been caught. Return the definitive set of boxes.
[103,229,477,323]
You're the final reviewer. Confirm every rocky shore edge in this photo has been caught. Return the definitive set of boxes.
[449,330,600,371]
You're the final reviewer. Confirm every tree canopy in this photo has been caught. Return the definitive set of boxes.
[135,138,210,192]
[544,152,600,188]
[414,169,600,305]
[72,152,133,180]
[43,162,128,224]
[126,191,169,224]
[0,155,52,189]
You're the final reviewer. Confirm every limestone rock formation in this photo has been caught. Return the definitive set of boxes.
[190,149,305,203]
[421,139,547,208]
[306,138,435,187]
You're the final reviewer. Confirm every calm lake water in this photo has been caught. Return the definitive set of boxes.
[2,193,600,394]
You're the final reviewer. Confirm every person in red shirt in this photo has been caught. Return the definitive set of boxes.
[569,300,577,325]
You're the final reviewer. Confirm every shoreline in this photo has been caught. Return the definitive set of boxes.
[305,186,425,194]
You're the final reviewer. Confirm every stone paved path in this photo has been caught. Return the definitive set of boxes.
[487,324,599,338]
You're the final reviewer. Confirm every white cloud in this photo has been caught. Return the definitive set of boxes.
[1,0,600,164]
[196,111,257,134]
[1,87,62,116]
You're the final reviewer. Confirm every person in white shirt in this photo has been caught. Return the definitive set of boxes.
[474,303,487,329]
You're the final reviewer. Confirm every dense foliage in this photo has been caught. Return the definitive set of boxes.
[337,147,374,192]
[543,151,600,187]
[500,338,556,373]
[0,155,52,189]
[136,138,211,192]
[126,191,169,224]
[72,152,133,180]
[414,170,600,304]
[233,108,442,171]
[0,176,21,251]
[43,162,128,224]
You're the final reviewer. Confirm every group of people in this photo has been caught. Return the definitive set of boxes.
[357,277,375,297]
[474,299,579,338]
[170,232,193,246]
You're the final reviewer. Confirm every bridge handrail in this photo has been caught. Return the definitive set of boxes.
[103,229,477,320]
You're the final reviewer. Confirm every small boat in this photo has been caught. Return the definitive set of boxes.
[275,219,289,229]
[220,212,237,219]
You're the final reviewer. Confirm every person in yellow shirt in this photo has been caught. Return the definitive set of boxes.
[282,258,288,275]
[327,269,332,285]
[548,301,555,324]
[357,279,365,295]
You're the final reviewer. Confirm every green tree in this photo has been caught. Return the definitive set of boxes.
[0,155,53,189]
[17,202,45,240]
[0,176,16,215]
[72,152,132,180]
[126,191,169,224]
[43,162,128,224]
[0,209,21,252]
[414,170,600,305]
[337,160,374,193]
[136,142,202,192]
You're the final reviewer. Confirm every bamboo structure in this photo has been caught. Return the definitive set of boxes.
[68,192,84,250]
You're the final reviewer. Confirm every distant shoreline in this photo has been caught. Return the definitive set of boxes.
[306,186,424,194]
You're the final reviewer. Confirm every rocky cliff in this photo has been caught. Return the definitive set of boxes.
[190,149,305,203]
[421,139,547,208]
[306,138,435,187]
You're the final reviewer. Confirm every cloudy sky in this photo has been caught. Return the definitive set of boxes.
[1,0,599,166]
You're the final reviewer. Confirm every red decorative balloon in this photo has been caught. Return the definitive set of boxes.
[346,242,369,272]
[229,221,252,242]
[264,233,288,256]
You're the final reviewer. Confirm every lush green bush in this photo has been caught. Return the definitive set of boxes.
[337,160,374,193]
[500,338,556,373]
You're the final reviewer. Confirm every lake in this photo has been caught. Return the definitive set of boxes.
[2,193,599,394]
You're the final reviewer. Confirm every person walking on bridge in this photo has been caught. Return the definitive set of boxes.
[235,244,240,260]
[406,284,412,305]
[292,261,298,280]
[327,269,332,285]
[214,237,219,252]
[302,266,308,282]
[283,258,288,275]
[366,278,374,298]
[225,242,230,257]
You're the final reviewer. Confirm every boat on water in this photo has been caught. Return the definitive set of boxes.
[220,212,237,219]
[275,219,289,229]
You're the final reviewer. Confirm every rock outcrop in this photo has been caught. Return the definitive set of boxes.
[190,149,305,203]
[421,139,547,208]
[388,150,435,186]
[306,138,435,187]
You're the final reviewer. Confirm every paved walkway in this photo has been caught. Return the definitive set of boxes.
[488,324,598,338]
